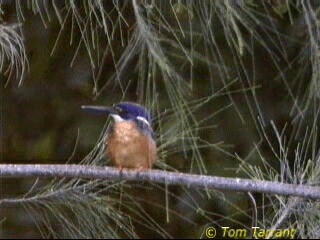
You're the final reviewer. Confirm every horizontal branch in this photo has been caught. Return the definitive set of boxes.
[0,164,320,200]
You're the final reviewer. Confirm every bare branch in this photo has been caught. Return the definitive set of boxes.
[0,164,320,200]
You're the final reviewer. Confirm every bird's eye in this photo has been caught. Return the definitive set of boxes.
[114,106,123,113]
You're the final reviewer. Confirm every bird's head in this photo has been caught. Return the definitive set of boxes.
[82,102,152,131]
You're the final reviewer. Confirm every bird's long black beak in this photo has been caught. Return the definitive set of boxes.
[81,105,117,115]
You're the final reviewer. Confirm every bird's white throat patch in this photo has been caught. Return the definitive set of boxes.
[110,114,124,122]
[110,114,150,127]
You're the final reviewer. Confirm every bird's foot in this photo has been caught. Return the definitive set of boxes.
[117,166,124,177]
[137,166,148,171]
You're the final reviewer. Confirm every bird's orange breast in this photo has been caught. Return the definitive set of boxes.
[106,121,157,169]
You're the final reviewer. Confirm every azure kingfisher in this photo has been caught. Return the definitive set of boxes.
[82,102,157,169]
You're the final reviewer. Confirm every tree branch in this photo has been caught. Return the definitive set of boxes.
[0,164,320,200]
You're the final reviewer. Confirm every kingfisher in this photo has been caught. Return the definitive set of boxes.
[82,102,157,169]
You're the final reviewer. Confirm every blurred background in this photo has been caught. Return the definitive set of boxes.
[1,0,320,238]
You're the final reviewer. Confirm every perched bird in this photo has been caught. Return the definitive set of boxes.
[82,102,157,169]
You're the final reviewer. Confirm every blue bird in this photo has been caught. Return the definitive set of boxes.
[82,102,157,169]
